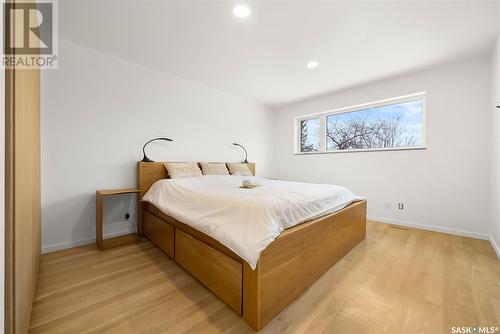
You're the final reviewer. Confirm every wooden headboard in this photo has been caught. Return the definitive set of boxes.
[137,162,256,199]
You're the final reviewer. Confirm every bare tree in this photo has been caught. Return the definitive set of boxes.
[327,115,416,150]
[300,120,315,152]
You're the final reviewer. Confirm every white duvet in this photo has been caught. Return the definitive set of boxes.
[142,175,362,269]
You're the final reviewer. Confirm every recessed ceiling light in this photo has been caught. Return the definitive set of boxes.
[233,5,251,18]
[306,61,319,69]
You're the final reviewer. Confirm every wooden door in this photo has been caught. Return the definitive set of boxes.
[5,2,42,332]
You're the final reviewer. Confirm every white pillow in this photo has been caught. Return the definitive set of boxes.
[200,162,229,175]
[227,163,252,176]
[163,162,202,179]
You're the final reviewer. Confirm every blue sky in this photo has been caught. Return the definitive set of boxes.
[302,99,423,151]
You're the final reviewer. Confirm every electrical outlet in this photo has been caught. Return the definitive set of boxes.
[398,203,404,210]
[125,213,130,220]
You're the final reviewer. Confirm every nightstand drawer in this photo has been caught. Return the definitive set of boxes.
[143,211,175,258]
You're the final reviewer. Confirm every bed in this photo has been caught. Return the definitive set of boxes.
[137,162,367,331]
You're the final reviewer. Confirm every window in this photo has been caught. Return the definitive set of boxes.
[296,93,425,154]
[300,118,320,152]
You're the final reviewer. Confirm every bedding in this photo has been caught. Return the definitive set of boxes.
[227,163,253,176]
[163,162,202,178]
[200,162,229,175]
[142,175,362,269]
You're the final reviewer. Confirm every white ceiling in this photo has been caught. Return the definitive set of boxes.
[60,1,500,106]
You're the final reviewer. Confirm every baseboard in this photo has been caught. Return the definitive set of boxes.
[368,216,490,240]
[41,229,136,254]
[489,235,500,259]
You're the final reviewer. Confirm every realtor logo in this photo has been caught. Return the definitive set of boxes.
[2,0,58,69]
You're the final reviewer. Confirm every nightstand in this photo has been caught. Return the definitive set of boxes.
[96,188,141,250]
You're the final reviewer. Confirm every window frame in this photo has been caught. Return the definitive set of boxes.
[294,92,427,155]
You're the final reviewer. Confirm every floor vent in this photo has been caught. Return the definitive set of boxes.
[389,225,409,231]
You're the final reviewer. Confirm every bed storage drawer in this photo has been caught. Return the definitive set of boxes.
[175,229,242,314]
[143,211,174,258]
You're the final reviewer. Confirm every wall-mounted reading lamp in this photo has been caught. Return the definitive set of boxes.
[141,137,173,162]
[232,142,248,163]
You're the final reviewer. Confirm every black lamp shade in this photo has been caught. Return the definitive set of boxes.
[141,137,173,162]
[232,142,248,163]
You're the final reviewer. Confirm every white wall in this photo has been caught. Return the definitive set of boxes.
[273,56,492,239]
[41,39,274,252]
[490,33,500,257]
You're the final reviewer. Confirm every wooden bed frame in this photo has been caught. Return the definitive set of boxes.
[137,162,366,331]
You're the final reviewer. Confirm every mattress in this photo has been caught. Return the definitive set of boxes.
[142,175,362,269]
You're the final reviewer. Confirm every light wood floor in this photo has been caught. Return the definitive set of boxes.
[30,221,500,334]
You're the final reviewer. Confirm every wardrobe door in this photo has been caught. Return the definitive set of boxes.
[6,66,41,334]
[5,2,42,329]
